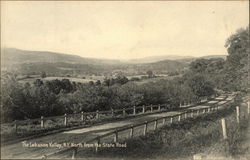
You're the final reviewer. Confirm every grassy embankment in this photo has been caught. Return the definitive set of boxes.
[1,103,179,144]
[76,98,249,160]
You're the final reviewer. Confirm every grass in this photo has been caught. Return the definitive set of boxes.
[74,102,249,160]
[18,75,105,84]
[133,75,180,85]
[17,74,173,85]
[1,107,177,144]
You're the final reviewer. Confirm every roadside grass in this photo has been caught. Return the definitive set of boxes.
[76,104,248,159]
[1,106,181,144]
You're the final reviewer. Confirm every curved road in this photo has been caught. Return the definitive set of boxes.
[1,95,232,159]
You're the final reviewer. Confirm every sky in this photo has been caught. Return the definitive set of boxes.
[1,1,249,59]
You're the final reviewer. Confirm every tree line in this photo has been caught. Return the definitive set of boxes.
[1,26,248,123]
[1,71,214,122]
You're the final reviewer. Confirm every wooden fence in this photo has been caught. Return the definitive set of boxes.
[1,97,211,134]
[46,94,235,159]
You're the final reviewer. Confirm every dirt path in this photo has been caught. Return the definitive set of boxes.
[1,96,230,159]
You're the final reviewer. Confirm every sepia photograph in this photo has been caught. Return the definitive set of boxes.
[0,0,249,160]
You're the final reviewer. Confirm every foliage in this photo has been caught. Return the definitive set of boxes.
[130,77,140,81]
[2,26,248,122]
[224,26,249,92]
[103,75,129,86]
[146,70,154,78]
[186,74,215,98]
[188,26,249,92]
[1,74,199,122]
[41,71,46,78]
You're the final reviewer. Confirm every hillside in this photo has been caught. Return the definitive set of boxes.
[1,48,188,76]
[199,55,227,60]
[1,48,121,67]
[1,48,226,76]
[126,55,195,63]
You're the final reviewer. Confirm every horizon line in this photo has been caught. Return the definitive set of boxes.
[2,47,228,60]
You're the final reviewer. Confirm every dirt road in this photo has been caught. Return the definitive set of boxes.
[1,95,230,159]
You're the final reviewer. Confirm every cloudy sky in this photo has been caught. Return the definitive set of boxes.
[1,1,249,59]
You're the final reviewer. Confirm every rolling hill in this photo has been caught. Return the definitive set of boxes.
[125,55,195,63]
[1,48,225,76]
[1,48,121,67]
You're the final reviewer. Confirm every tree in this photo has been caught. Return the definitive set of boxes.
[89,81,94,86]
[190,59,210,73]
[114,76,129,85]
[146,70,154,78]
[34,79,44,87]
[95,80,101,86]
[224,26,249,92]
[186,74,214,98]
[61,79,73,93]
[41,71,46,78]
[188,58,226,90]
[1,75,27,121]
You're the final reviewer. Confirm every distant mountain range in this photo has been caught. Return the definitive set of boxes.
[124,55,195,63]
[199,55,227,60]
[1,48,121,66]
[1,48,227,76]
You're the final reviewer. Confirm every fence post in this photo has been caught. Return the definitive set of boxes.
[203,109,206,114]
[142,105,145,113]
[158,105,161,111]
[96,110,99,119]
[41,116,44,128]
[163,118,166,125]
[221,118,229,154]
[221,118,228,139]
[236,106,240,124]
[197,110,199,116]
[72,147,77,159]
[130,125,134,138]
[133,106,136,115]
[111,108,114,117]
[154,119,158,130]
[178,115,181,121]
[14,120,18,133]
[81,112,84,122]
[95,137,100,153]
[170,117,173,124]
[143,121,148,136]
[247,101,250,115]
[151,105,153,112]
[184,112,187,119]
[123,108,126,116]
[64,114,67,126]
[114,130,118,143]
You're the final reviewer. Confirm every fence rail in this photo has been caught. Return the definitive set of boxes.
[87,101,231,144]
[46,94,236,159]
[2,96,215,134]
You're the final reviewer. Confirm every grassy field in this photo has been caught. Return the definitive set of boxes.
[133,75,181,85]
[18,75,105,84]
[17,74,174,85]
